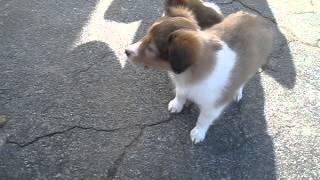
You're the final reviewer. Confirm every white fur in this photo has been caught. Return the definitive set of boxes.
[168,95,185,113]
[168,41,237,143]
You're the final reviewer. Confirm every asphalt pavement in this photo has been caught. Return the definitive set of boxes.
[0,0,319,179]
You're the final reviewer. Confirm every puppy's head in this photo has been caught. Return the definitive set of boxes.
[125,16,202,74]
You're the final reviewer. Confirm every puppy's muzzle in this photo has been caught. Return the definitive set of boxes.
[125,49,134,57]
[125,41,141,59]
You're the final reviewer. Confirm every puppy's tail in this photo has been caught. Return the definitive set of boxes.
[164,0,224,29]
[165,0,187,9]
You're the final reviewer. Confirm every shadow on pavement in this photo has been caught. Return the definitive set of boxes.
[101,0,296,179]
[0,0,296,179]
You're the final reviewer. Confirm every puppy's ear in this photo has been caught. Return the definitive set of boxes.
[167,29,200,74]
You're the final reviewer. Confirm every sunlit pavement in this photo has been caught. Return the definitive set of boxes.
[0,0,319,179]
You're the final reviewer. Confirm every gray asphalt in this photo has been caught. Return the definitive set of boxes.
[0,0,319,179]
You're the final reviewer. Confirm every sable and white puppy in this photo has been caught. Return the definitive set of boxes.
[125,9,273,143]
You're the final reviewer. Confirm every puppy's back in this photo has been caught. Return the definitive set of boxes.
[210,12,273,105]
[209,11,273,67]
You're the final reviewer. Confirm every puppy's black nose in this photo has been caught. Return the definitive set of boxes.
[125,49,132,57]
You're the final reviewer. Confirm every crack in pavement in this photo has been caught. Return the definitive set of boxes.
[4,101,269,178]
[5,114,177,149]
[106,128,143,180]
[106,107,259,178]
[5,112,177,179]
[106,114,176,180]
[70,51,112,89]
[6,125,125,148]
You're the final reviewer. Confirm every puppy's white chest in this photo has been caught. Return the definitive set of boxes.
[177,80,221,106]
[171,42,237,107]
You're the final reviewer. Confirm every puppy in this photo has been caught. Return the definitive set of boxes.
[125,8,273,143]
[165,0,224,29]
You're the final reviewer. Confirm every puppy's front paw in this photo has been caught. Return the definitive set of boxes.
[233,86,243,102]
[190,127,207,144]
[233,91,242,102]
[168,99,183,113]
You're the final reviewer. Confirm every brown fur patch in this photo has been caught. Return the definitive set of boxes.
[131,16,201,72]
[166,7,197,25]
[206,11,273,106]
[169,33,222,84]
[165,0,224,29]
[187,37,222,83]
[130,10,272,109]
[167,29,201,73]
[131,15,223,83]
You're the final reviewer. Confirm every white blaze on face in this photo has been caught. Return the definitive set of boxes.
[73,0,141,68]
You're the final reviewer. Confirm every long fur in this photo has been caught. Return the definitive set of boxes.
[126,9,273,144]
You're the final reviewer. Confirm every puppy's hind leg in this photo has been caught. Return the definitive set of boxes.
[190,106,225,144]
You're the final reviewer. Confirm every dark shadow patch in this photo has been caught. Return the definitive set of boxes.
[0,0,297,179]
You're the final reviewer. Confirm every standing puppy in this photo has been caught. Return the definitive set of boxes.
[125,9,273,143]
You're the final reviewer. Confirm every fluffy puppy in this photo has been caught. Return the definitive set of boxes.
[165,0,224,29]
[125,9,273,143]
